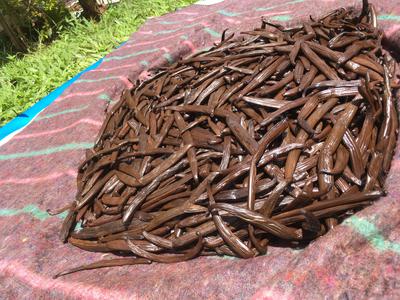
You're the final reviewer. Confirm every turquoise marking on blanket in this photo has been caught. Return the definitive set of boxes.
[255,0,304,11]
[164,53,174,64]
[153,22,203,35]
[378,15,400,21]
[155,28,182,35]
[103,48,159,62]
[98,93,114,103]
[75,220,83,232]
[35,105,89,121]
[58,211,68,219]
[271,15,292,22]
[201,46,212,52]
[204,28,221,38]
[0,204,66,221]
[344,216,400,254]
[159,20,180,25]
[0,142,93,161]
[218,10,240,17]
[140,60,149,67]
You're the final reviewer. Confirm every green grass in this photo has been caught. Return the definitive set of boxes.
[0,0,196,126]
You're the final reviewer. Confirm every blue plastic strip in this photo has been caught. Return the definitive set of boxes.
[0,58,104,142]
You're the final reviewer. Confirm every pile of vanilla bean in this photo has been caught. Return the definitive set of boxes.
[56,0,398,277]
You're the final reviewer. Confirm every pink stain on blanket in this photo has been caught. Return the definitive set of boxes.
[251,287,294,300]
[55,78,132,96]
[390,159,400,170]
[88,63,138,74]
[385,25,400,37]
[0,260,136,300]
[56,89,105,102]
[124,32,188,49]
[0,170,76,186]
[174,11,198,16]
[13,119,102,140]
[155,10,218,25]
[224,17,241,24]
[74,76,133,89]
[244,10,293,21]
[138,70,153,81]
[119,77,134,89]
[182,40,197,53]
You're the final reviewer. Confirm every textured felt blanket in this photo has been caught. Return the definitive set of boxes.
[1,0,400,299]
